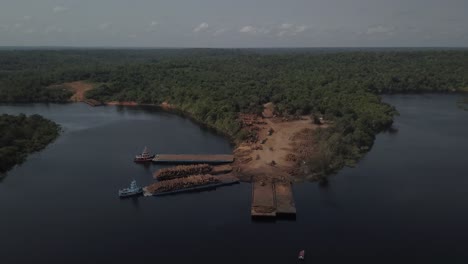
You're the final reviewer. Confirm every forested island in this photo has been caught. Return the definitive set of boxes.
[0,114,60,176]
[0,48,467,177]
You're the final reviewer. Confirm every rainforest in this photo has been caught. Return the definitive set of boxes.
[1,49,467,175]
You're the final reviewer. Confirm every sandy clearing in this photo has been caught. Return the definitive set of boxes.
[233,115,318,183]
[49,81,94,102]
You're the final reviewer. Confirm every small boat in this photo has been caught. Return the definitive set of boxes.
[134,147,155,162]
[298,250,305,260]
[119,180,143,198]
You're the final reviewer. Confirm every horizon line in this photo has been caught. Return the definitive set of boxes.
[0,45,467,50]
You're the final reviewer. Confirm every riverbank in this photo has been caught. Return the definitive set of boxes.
[0,114,61,174]
[86,97,320,183]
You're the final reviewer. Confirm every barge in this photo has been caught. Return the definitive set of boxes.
[251,180,296,219]
[152,154,234,164]
[143,174,239,197]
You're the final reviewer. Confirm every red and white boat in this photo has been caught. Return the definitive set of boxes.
[134,147,155,162]
[298,250,305,260]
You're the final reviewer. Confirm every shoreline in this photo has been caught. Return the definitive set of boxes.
[85,100,319,183]
[103,100,239,146]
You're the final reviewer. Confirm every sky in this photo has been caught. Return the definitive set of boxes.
[0,0,467,47]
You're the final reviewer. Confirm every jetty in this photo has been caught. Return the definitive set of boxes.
[251,180,296,219]
[152,154,234,164]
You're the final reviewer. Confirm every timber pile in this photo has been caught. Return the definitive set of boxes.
[154,164,212,181]
[285,153,298,162]
[289,127,315,167]
[238,113,267,143]
[239,114,256,126]
[211,165,233,175]
[145,175,220,194]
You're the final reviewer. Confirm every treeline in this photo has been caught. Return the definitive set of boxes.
[0,114,60,174]
[1,49,467,177]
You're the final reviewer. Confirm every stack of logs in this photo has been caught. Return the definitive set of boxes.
[154,164,212,181]
[238,113,267,144]
[145,175,220,194]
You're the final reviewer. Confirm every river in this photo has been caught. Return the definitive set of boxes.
[0,94,467,263]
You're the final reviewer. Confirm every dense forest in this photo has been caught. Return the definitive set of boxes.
[1,49,467,176]
[0,114,60,175]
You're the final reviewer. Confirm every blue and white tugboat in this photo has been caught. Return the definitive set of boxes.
[119,180,143,198]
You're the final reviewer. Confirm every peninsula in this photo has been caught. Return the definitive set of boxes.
[1,49,467,181]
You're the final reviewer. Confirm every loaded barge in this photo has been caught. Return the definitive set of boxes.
[143,174,239,196]
[152,154,234,164]
[154,164,233,181]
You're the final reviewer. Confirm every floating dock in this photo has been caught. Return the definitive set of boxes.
[152,154,234,164]
[251,180,296,219]
[274,182,297,216]
[251,181,277,217]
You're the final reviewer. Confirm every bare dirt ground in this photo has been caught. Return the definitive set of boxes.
[51,81,94,102]
[233,105,319,183]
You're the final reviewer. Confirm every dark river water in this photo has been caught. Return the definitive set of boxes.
[0,94,467,263]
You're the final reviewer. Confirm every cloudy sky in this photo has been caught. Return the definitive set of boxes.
[0,0,467,47]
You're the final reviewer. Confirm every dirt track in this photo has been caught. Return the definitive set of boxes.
[50,81,94,102]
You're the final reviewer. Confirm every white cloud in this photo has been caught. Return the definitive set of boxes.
[240,25,257,34]
[147,21,159,32]
[128,34,137,38]
[98,23,111,31]
[24,28,35,34]
[53,6,69,13]
[193,22,209,33]
[276,24,309,37]
[14,23,22,29]
[366,25,395,35]
[213,28,227,36]
[279,23,293,30]
[294,25,308,33]
[240,25,272,35]
[277,30,287,37]
[22,16,32,21]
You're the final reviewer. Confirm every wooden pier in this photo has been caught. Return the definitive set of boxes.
[152,154,234,164]
[251,180,296,219]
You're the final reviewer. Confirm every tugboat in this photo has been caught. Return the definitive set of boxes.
[134,147,155,162]
[119,180,143,198]
[298,250,305,260]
